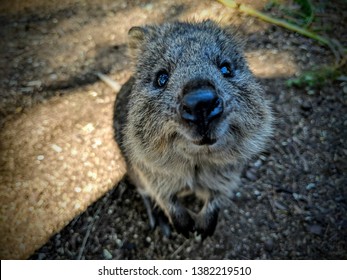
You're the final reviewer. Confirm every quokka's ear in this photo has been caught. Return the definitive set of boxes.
[128,26,146,48]
[128,26,148,60]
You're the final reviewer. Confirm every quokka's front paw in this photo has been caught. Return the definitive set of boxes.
[171,205,195,238]
[194,207,219,240]
[153,208,172,237]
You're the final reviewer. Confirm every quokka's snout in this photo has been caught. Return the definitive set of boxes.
[178,79,224,145]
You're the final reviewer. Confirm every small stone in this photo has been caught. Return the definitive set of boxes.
[92,139,102,148]
[306,183,316,190]
[83,123,95,133]
[254,159,263,168]
[27,80,42,87]
[300,101,312,111]
[88,91,98,97]
[145,236,151,243]
[246,169,258,181]
[293,193,307,202]
[307,89,315,95]
[37,155,44,161]
[74,202,81,210]
[143,3,153,10]
[74,187,82,193]
[116,239,123,247]
[51,144,63,153]
[264,238,274,252]
[49,73,58,80]
[307,224,323,235]
[103,248,113,260]
[254,190,261,196]
[87,171,97,179]
[21,87,34,93]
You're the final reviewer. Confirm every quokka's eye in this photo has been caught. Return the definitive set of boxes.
[219,62,234,78]
[155,70,169,88]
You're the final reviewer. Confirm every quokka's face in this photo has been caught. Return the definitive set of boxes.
[129,21,273,159]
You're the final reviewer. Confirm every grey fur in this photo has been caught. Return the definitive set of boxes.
[113,20,273,238]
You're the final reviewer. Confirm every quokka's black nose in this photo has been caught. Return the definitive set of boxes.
[180,88,223,126]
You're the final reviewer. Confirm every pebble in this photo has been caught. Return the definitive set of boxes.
[37,155,44,161]
[51,144,63,153]
[143,3,153,10]
[83,123,95,133]
[300,101,312,111]
[293,193,307,201]
[254,159,263,168]
[264,238,274,252]
[27,80,42,87]
[307,89,316,95]
[307,224,323,236]
[116,239,123,247]
[49,73,58,80]
[245,169,258,181]
[254,190,261,196]
[21,87,34,93]
[74,187,82,193]
[306,183,316,190]
[103,248,113,260]
[89,91,98,97]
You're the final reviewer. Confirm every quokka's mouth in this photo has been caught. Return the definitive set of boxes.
[193,136,217,146]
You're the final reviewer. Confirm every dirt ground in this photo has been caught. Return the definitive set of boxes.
[1,0,346,259]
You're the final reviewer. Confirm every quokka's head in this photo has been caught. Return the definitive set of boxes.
[125,20,273,163]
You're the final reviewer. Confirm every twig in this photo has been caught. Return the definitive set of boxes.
[77,203,103,260]
[96,72,121,92]
[170,239,189,259]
